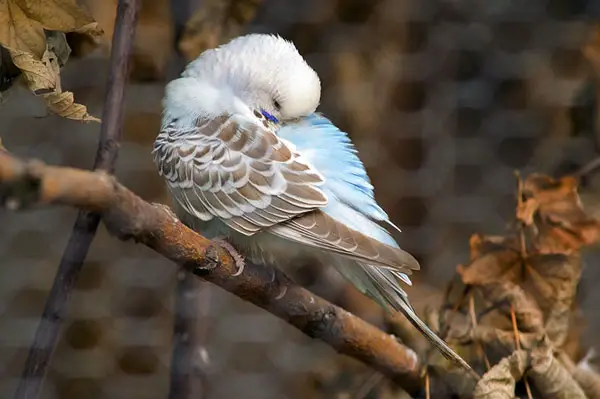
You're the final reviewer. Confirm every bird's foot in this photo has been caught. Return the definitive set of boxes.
[212,237,245,276]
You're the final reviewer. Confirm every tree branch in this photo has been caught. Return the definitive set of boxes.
[16,1,141,397]
[0,151,424,396]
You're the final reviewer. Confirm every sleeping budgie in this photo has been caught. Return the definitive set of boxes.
[153,34,471,372]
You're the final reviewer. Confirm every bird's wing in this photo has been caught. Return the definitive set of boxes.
[154,113,417,272]
[270,211,418,272]
[274,113,419,272]
[153,114,327,235]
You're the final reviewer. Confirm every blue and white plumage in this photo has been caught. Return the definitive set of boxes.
[153,34,471,371]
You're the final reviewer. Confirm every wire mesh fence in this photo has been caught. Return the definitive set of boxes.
[2,0,600,397]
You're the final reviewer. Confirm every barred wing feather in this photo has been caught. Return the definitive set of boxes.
[153,115,327,235]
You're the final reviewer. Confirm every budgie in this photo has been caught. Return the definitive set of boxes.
[153,33,471,372]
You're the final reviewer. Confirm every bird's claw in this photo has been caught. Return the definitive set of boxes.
[274,285,287,300]
[212,237,245,276]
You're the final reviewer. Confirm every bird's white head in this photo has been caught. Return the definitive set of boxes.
[163,34,321,125]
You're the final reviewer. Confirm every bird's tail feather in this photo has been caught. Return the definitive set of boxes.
[390,290,474,374]
[333,261,473,374]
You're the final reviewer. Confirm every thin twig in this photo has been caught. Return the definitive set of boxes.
[510,304,533,399]
[0,152,425,395]
[468,292,490,371]
[509,304,521,352]
[514,171,527,258]
[513,172,534,399]
[15,1,140,398]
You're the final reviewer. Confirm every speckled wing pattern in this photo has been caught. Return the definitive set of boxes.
[153,115,327,234]
[153,114,419,273]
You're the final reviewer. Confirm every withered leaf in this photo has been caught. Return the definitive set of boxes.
[468,234,521,261]
[473,350,528,399]
[518,174,600,253]
[44,90,99,121]
[471,326,541,355]
[523,254,581,346]
[478,281,544,333]
[558,351,600,399]
[8,46,99,122]
[458,235,522,286]
[0,0,101,122]
[443,307,541,356]
[9,47,58,93]
[528,339,586,398]
[558,311,585,360]
[443,310,472,343]
[0,0,102,58]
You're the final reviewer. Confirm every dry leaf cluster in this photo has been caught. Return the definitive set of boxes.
[428,174,600,398]
[0,0,102,121]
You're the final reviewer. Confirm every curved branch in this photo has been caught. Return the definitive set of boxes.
[0,151,424,396]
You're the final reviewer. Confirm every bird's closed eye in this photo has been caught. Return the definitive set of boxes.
[273,99,281,110]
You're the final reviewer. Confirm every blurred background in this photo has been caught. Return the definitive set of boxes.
[3,0,600,397]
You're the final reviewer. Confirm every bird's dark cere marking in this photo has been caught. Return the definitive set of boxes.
[253,109,263,119]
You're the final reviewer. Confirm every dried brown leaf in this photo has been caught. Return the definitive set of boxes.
[520,175,580,224]
[558,351,600,399]
[444,308,540,356]
[519,174,600,253]
[43,91,99,121]
[559,311,586,360]
[0,0,101,121]
[468,234,521,260]
[524,254,581,346]
[478,282,544,333]
[443,310,472,342]
[473,350,528,399]
[472,326,541,355]
[0,0,102,58]
[458,235,522,286]
[8,46,99,121]
[9,47,58,93]
[528,339,586,398]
